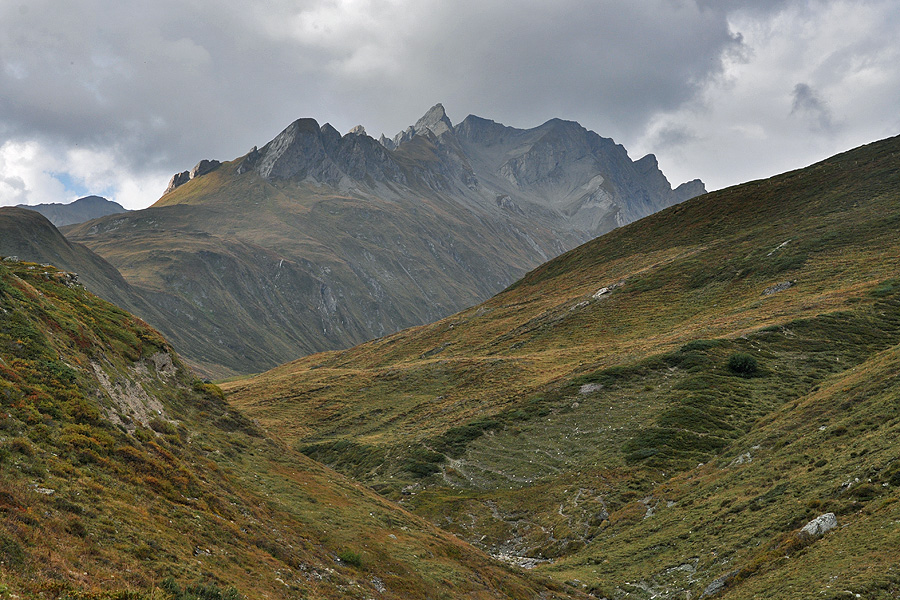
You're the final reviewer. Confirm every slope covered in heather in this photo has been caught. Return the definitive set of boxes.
[224,134,900,598]
[0,258,584,600]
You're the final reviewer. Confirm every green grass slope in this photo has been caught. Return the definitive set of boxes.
[0,259,583,600]
[223,134,900,597]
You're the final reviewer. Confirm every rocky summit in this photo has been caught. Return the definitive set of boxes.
[58,104,703,377]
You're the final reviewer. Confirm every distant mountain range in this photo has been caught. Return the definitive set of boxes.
[56,104,704,377]
[15,194,128,226]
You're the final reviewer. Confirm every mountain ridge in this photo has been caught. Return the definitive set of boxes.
[14,195,128,227]
[58,105,704,377]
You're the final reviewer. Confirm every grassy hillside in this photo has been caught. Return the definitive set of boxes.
[0,259,583,600]
[224,134,900,598]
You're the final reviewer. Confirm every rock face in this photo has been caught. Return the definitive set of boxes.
[390,107,705,230]
[165,171,191,194]
[15,195,129,227]
[165,159,222,194]
[701,571,737,598]
[230,103,702,229]
[674,179,707,202]
[800,512,838,537]
[237,119,403,185]
[190,159,221,179]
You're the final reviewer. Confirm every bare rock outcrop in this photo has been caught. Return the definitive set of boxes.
[800,512,838,537]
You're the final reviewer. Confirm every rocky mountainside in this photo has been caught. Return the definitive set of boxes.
[59,105,702,378]
[224,134,900,598]
[0,257,584,600]
[15,195,128,226]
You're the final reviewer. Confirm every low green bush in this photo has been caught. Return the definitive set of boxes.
[338,549,363,568]
[728,352,759,376]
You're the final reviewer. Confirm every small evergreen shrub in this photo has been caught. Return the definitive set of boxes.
[338,549,363,568]
[727,352,759,376]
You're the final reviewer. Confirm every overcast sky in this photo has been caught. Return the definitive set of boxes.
[1,0,898,209]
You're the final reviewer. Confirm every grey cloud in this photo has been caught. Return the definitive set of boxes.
[0,0,750,182]
[0,175,27,204]
[649,125,699,151]
[791,83,836,133]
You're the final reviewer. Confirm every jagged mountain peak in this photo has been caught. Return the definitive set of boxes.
[414,102,453,136]
[231,114,401,185]
[388,103,454,148]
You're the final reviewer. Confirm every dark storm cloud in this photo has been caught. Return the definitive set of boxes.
[0,0,746,178]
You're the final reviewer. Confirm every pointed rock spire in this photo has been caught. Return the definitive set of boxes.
[414,103,453,137]
[391,103,454,147]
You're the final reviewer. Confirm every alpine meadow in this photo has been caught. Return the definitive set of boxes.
[3,3,900,597]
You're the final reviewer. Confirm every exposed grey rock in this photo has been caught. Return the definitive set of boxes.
[800,512,838,537]
[190,159,221,179]
[320,123,342,152]
[764,280,794,295]
[674,179,707,202]
[165,170,191,194]
[728,451,752,466]
[701,571,737,598]
[176,104,704,240]
[391,103,454,147]
[166,160,221,193]
[247,117,402,185]
[414,103,453,137]
[495,195,524,215]
[378,133,396,150]
[370,576,386,593]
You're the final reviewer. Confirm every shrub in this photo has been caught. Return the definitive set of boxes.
[727,353,759,376]
[161,577,242,600]
[338,549,363,568]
